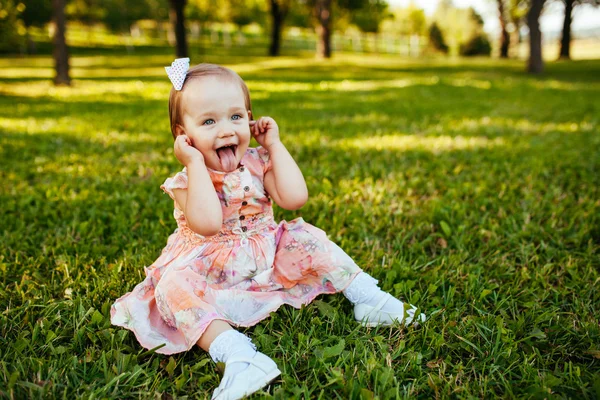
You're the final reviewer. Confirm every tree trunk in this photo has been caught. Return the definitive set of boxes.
[169,0,188,58]
[52,0,70,85]
[527,0,546,74]
[559,0,573,59]
[269,0,284,56]
[497,0,510,58]
[315,0,332,58]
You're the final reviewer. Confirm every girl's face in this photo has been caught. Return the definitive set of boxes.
[177,76,251,172]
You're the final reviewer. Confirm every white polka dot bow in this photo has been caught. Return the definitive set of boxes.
[165,57,190,91]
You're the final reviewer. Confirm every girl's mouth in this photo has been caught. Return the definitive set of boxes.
[216,144,238,172]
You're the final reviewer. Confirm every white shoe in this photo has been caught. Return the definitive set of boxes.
[211,351,281,400]
[354,293,426,327]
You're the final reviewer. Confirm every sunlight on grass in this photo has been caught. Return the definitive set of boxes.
[0,80,169,101]
[0,117,60,133]
[229,57,332,74]
[28,150,168,180]
[335,134,505,153]
[529,78,600,91]
[247,77,441,93]
[445,78,491,90]
[0,117,165,146]
[447,116,595,135]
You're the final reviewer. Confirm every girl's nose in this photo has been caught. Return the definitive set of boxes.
[218,124,235,138]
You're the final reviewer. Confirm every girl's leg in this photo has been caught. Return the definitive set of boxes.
[197,320,255,377]
[197,320,281,400]
[196,319,234,351]
[342,271,426,326]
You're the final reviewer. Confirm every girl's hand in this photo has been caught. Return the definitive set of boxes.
[174,134,204,166]
[250,116,280,151]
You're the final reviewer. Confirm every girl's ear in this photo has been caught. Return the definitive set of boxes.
[174,124,186,137]
[247,110,253,121]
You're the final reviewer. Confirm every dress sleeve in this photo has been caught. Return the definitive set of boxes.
[160,168,188,201]
[256,146,272,174]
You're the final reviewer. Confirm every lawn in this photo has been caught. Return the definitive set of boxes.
[1,45,599,399]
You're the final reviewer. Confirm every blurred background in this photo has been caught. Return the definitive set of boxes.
[1,0,599,78]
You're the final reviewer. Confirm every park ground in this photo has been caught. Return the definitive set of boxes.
[0,46,599,398]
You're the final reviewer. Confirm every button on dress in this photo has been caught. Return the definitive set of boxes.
[111,147,362,354]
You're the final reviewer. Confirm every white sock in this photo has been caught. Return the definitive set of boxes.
[343,272,415,317]
[208,329,257,377]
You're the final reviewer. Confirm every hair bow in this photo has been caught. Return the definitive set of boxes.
[165,57,190,91]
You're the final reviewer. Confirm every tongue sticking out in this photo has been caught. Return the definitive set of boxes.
[216,146,237,172]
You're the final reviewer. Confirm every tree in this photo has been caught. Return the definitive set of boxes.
[169,0,188,57]
[0,0,25,54]
[559,0,599,59]
[306,0,370,58]
[351,0,389,34]
[526,0,546,73]
[460,33,492,56]
[559,0,574,59]
[497,0,510,57]
[287,0,311,28]
[314,0,332,57]
[223,0,258,28]
[393,3,426,36]
[432,2,490,56]
[428,22,448,53]
[52,0,70,85]
[20,0,52,54]
[102,0,168,32]
[507,0,528,52]
[458,7,491,56]
[268,0,290,56]
[187,0,223,42]
[66,0,105,26]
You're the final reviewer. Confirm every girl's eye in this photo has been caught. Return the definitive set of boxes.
[202,119,215,125]
[231,114,242,121]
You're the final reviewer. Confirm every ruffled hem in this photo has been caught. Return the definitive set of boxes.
[111,217,363,354]
[111,268,362,355]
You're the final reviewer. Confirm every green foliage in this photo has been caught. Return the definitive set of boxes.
[459,33,492,56]
[102,0,169,31]
[187,0,267,28]
[0,0,25,54]
[428,22,448,53]
[302,0,385,34]
[392,3,427,36]
[432,2,488,56]
[287,0,312,28]
[221,0,266,28]
[20,0,52,27]
[187,0,221,23]
[65,0,171,32]
[350,0,389,33]
[1,48,599,398]
[507,0,529,26]
[66,0,106,25]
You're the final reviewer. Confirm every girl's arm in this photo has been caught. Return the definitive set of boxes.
[172,135,223,236]
[252,117,308,210]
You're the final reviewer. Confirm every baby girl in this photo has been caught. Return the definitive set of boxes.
[111,58,425,400]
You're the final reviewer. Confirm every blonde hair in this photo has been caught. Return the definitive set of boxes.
[168,63,252,138]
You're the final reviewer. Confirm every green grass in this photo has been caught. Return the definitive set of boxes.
[1,45,599,399]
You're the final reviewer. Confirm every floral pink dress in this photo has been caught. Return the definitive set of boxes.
[111,147,362,354]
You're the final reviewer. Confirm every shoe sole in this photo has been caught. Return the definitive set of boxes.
[213,368,281,400]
